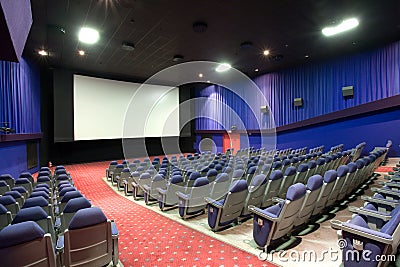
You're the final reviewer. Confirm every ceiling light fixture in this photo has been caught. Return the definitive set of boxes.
[215,63,231,72]
[263,50,270,56]
[78,50,85,56]
[38,49,48,56]
[255,68,259,72]
[198,73,203,78]
[78,27,99,44]
[322,18,359,37]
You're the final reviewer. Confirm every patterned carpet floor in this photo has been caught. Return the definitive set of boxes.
[66,161,277,267]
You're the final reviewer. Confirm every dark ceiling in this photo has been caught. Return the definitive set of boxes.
[25,0,400,81]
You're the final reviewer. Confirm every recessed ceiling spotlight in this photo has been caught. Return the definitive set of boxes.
[215,63,232,72]
[78,50,85,56]
[198,73,204,78]
[304,54,310,58]
[255,68,259,72]
[172,55,184,62]
[78,27,99,44]
[322,18,359,37]
[207,80,211,83]
[38,49,48,56]
[263,50,270,56]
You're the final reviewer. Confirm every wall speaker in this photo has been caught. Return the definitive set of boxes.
[294,98,303,107]
[342,86,354,97]
[260,105,268,113]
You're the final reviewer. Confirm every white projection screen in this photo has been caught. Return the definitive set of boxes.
[73,75,179,140]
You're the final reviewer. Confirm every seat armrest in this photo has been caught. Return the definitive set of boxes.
[176,191,189,200]
[132,181,138,188]
[361,196,398,208]
[348,206,391,221]
[111,220,119,238]
[340,222,393,244]
[157,187,167,195]
[272,197,284,203]
[204,197,223,208]
[56,235,64,253]
[371,187,400,197]
[142,184,150,191]
[248,205,280,221]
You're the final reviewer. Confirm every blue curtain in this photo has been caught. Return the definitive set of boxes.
[0,58,41,133]
[196,40,400,130]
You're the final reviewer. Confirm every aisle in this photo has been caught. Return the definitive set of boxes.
[66,161,275,267]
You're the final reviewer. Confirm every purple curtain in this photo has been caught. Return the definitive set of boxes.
[0,58,41,133]
[196,40,400,130]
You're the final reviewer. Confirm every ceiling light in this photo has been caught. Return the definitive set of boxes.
[207,80,210,83]
[263,50,270,56]
[304,54,310,58]
[38,49,48,56]
[322,18,359,37]
[78,50,85,56]
[255,68,259,72]
[78,27,99,44]
[198,73,203,78]
[215,63,231,72]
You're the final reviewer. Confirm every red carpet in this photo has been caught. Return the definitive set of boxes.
[66,161,277,267]
[375,166,394,172]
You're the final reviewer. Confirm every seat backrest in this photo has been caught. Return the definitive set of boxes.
[278,166,297,197]
[242,174,267,216]
[294,163,309,184]
[273,183,307,239]
[0,195,19,216]
[64,207,112,267]
[61,197,92,233]
[218,180,248,225]
[326,165,349,206]
[15,178,32,194]
[3,191,24,207]
[210,173,230,200]
[294,174,323,227]
[0,174,15,188]
[312,170,338,216]
[186,177,210,209]
[0,203,12,230]
[261,170,284,208]
[0,221,56,267]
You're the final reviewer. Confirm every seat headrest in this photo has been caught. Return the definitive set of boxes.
[189,172,201,180]
[33,187,49,194]
[4,191,21,199]
[251,174,267,187]
[12,186,27,193]
[269,170,284,181]
[324,156,332,163]
[29,191,49,199]
[122,168,130,173]
[140,172,151,179]
[153,174,164,182]
[56,169,67,175]
[207,169,218,177]
[131,171,140,177]
[0,180,7,187]
[170,175,183,184]
[347,214,369,229]
[232,169,244,179]
[215,164,223,171]
[69,207,107,230]
[272,161,282,169]
[337,165,349,177]
[222,166,232,173]
[37,176,50,182]
[323,170,337,183]
[316,158,325,165]
[0,174,14,180]
[347,162,357,173]
[215,173,229,183]
[23,196,48,208]
[0,203,8,214]
[362,157,371,166]
[381,212,400,235]
[0,195,16,205]
[290,157,299,163]
[229,179,248,193]
[63,197,91,213]
[15,178,30,184]
[297,164,308,172]
[19,172,33,179]
[307,175,323,190]
[193,177,209,187]
[0,221,45,249]
[247,166,257,174]
[284,166,296,176]
[61,191,83,203]
[57,174,69,181]
[286,183,306,201]
[355,159,365,169]
[12,206,48,224]
[116,164,124,168]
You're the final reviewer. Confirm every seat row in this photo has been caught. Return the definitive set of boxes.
[0,166,119,267]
